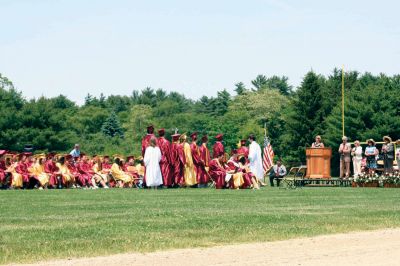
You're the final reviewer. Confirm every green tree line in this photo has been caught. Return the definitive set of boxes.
[1,70,399,175]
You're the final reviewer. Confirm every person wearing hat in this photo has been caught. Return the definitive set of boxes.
[141,125,156,157]
[198,135,211,186]
[190,132,205,187]
[338,136,352,178]
[365,139,379,174]
[92,156,109,189]
[237,139,249,159]
[382,136,394,173]
[28,154,50,189]
[180,134,197,187]
[55,155,75,188]
[15,153,32,187]
[143,137,163,188]
[77,154,95,188]
[170,133,184,186]
[157,128,173,187]
[110,156,133,188]
[44,153,59,188]
[208,153,227,189]
[213,134,225,159]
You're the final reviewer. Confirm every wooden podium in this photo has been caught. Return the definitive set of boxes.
[306,148,332,178]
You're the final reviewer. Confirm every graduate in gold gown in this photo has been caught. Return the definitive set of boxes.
[179,134,197,187]
[55,155,75,188]
[92,156,109,189]
[110,156,133,188]
[6,155,23,189]
[29,154,50,189]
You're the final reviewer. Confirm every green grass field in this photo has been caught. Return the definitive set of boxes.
[1,187,400,264]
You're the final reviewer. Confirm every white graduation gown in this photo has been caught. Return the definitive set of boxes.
[248,141,264,180]
[144,146,163,187]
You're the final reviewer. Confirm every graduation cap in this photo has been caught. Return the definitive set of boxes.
[158,128,165,136]
[215,134,223,141]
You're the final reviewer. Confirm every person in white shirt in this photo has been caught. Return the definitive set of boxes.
[351,140,363,177]
[144,137,163,189]
[248,134,264,182]
[395,139,400,172]
[270,159,287,187]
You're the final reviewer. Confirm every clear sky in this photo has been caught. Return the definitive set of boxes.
[1,0,399,104]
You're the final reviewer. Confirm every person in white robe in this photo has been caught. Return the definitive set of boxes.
[144,137,163,188]
[248,134,264,181]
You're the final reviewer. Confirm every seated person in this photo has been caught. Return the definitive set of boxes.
[110,157,133,188]
[238,155,259,189]
[269,159,287,187]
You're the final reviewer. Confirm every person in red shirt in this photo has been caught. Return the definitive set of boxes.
[157,128,173,187]
[15,153,32,187]
[77,154,94,188]
[213,134,224,158]
[142,125,156,157]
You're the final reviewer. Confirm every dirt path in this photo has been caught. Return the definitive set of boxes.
[14,229,400,266]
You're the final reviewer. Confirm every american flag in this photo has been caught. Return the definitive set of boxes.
[263,135,274,173]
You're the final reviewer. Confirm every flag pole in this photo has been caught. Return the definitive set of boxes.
[341,65,345,137]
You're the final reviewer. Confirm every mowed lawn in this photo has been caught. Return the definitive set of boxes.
[1,187,400,264]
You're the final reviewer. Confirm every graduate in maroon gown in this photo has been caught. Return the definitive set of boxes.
[198,135,211,186]
[15,153,32,185]
[44,153,59,188]
[157,128,173,187]
[237,139,249,158]
[0,150,7,185]
[142,125,156,157]
[170,134,183,186]
[77,154,94,187]
[189,132,204,187]
[213,134,225,158]
[209,153,226,189]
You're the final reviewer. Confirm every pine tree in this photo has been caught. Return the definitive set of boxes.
[283,71,325,162]
[234,82,246,95]
[101,112,124,138]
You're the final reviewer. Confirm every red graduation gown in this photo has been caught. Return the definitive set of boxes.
[158,137,173,186]
[16,162,30,183]
[0,160,6,183]
[44,160,58,186]
[213,141,224,158]
[198,143,210,184]
[141,134,156,157]
[170,141,183,185]
[190,142,204,184]
[209,159,226,189]
[77,162,93,186]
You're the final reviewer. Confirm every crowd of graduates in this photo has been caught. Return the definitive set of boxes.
[0,125,264,190]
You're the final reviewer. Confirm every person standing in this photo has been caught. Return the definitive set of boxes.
[248,134,264,182]
[270,159,287,187]
[396,139,400,171]
[213,134,225,158]
[198,135,211,186]
[365,139,379,175]
[311,135,325,148]
[338,136,351,178]
[190,132,205,187]
[382,136,394,173]
[144,137,163,189]
[170,134,184,186]
[157,128,173,187]
[180,134,197,187]
[141,125,156,157]
[351,140,363,177]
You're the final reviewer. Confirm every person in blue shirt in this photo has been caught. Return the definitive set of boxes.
[69,144,80,158]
